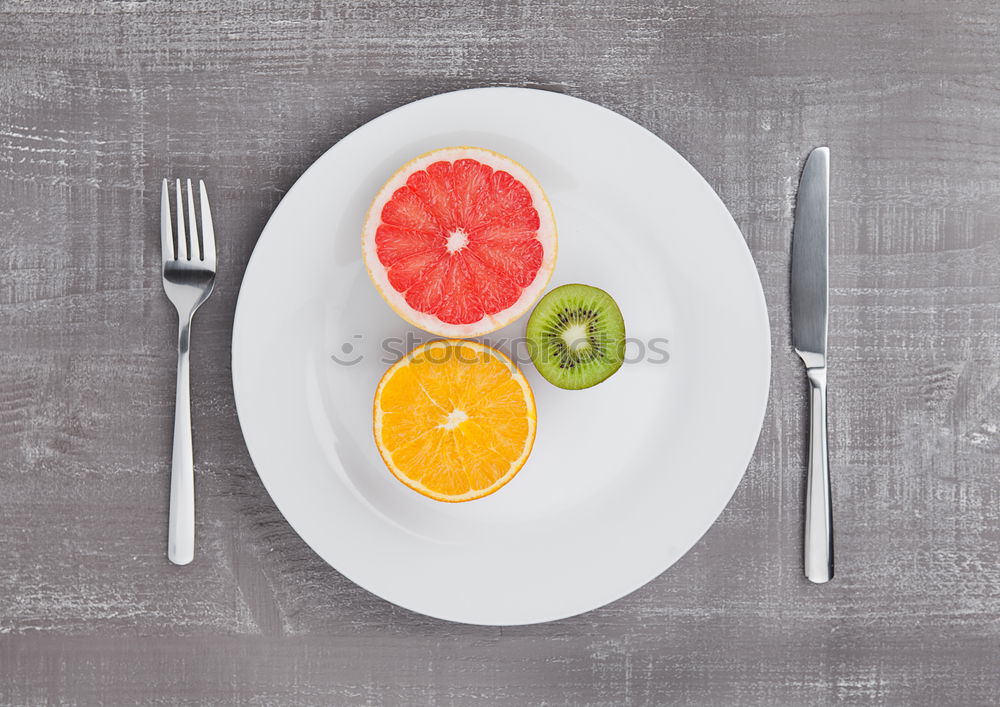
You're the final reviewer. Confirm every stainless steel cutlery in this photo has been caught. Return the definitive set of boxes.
[791,147,833,583]
[160,179,217,565]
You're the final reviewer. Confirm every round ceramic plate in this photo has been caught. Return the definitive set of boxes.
[232,87,770,625]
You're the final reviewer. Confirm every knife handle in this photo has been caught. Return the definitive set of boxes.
[804,366,833,583]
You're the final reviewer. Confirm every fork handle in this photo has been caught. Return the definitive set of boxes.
[168,316,195,565]
[804,366,833,583]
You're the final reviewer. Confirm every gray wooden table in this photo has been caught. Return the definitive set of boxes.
[2,1,999,705]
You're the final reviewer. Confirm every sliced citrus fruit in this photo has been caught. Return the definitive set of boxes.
[373,340,536,502]
[362,146,557,337]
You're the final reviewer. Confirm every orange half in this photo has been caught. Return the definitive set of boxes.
[373,340,536,502]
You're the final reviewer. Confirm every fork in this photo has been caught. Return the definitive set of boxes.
[160,179,217,565]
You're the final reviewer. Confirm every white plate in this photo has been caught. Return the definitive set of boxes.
[232,87,770,625]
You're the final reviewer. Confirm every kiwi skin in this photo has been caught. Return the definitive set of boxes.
[525,283,626,390]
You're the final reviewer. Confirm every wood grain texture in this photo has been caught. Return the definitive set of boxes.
[2,0,999,704]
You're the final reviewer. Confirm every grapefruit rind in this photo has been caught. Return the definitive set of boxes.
[362,146,557,338]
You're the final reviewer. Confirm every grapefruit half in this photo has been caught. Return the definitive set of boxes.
[362,147,557,337]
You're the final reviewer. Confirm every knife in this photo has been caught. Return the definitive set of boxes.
[791,146,833,583]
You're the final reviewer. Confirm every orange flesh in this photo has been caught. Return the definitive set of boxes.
[374,341,536,502]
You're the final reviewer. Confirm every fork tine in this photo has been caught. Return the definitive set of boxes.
[160,179,174,261]
[174,179,188,260]
[186,178,201,260]
[199,180,216,266]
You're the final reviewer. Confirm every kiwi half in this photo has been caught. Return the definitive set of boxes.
[525,284,626,390]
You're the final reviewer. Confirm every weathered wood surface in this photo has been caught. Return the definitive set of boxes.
[2,1,999,704]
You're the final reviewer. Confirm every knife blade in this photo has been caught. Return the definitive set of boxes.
[791,146,833,584]
[791,147,829,368]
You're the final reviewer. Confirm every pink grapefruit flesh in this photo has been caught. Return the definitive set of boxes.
[362,147,557,337]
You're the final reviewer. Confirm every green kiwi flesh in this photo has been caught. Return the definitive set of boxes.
[525,284,626,390]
